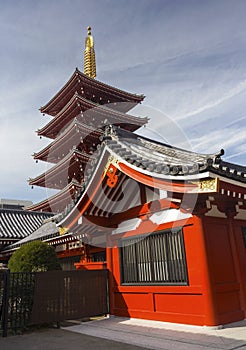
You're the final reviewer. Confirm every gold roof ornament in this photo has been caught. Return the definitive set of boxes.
[84,26,96,79]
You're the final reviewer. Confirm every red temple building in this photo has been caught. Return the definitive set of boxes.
[2,27,246,327]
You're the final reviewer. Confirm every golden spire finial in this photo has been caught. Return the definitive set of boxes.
[84,26,96,79]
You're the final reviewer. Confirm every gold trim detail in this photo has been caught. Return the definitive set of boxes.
[195,178,219,193]
[59,226,69,236]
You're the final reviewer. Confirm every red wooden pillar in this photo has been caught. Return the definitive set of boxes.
[193,214,219,326]
[106,235,114,315]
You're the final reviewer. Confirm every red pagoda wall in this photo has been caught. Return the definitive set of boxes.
[107,214,246,326]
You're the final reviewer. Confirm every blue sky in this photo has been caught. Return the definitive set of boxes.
[0,0,245,203]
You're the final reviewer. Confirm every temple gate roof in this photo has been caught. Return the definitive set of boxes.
[0,209,52,244]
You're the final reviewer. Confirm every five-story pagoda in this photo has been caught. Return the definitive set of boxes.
[28,27,147,214]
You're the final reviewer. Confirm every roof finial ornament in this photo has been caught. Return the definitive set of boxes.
[84,26,96,79]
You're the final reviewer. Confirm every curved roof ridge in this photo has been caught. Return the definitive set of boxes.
[115,127,223,160]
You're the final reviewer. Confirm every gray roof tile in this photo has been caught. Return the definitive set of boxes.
[0,209,53,240]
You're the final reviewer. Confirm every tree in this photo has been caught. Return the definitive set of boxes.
[8,240,62,272]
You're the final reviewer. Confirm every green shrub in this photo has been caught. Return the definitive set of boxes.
[8,241,62,272]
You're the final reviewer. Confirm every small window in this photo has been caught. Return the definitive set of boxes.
[242,227,246,248]
[120,228,188,285]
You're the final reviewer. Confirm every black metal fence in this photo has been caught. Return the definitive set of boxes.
[0,271,9,337]
[0,269,108,337]
[0,271,35,337]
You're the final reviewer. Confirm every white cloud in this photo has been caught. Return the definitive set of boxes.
[176,79,246,121]
[190,127,245,154]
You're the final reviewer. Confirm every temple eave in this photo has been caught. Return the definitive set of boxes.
[34,119,103,163]
[29,149,91,189]
[40,68,144,116]
[37,93,148,139]
[27,180,83,213]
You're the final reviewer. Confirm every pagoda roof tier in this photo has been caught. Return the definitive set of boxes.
[34,118,103,163]
[26,180,83,213]
[29,148,93,189]
[37,93,148,139]
[55,127,245,230]
[40,68,145,116]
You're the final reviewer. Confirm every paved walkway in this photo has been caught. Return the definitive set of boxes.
[0,327,149,350]
[1,317,246,350]
[65,316,246,350]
